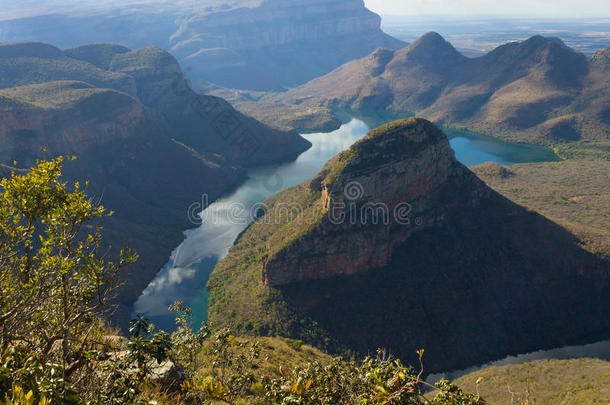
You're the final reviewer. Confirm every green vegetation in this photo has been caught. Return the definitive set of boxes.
[0,81,136,112]
[455,358,610,405]
[0,157,137,403]
[0,43,133,93]
[551,141,610,161]
[0,157,485,404]
[472,160,610,258]
[207,180,320,339]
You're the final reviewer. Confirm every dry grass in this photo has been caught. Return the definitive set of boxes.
[455,358,610,405]
[472,160,610,258]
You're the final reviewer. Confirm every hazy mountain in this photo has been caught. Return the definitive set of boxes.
[207,118,610,372]
[244,33,610,155]
[0,41,310,325]
[0,0,405,91]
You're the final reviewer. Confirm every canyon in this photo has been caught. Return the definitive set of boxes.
[232,33,610,159]
[0,0,405,90]
[208,118,610,372]
[0,41,309,325]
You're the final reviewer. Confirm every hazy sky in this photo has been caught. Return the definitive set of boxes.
[364,0,610,17]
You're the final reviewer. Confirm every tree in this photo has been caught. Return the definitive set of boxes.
[0,157,137,402]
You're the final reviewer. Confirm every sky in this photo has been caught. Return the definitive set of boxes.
[364,0,610,18]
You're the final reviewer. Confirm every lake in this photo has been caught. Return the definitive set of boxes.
[133,118,559,330]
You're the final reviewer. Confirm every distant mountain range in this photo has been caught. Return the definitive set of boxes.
[0,41,310,325]
[0,0,406,91]
[207,118,610,372]
[233,33,610,158]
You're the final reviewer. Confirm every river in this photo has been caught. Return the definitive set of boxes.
[133,117,559,330]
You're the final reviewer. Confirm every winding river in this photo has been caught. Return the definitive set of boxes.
[134,117,610,375]
[134,118,559,330]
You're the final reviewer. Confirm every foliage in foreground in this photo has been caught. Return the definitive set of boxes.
[0,157,136,403]
[0,158,483,404]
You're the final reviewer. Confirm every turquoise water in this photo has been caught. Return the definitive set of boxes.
[133,118,559,330]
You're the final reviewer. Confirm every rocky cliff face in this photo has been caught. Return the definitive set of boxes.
[173,0,382,51]
[170,0,405,90]
[263,120,469,286]
[0,0,405,90]
[208,118,610,373]
[0,41,310,327]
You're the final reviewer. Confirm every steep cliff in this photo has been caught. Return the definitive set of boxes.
[0,0,405,91]
[208,118,610,372]
[170,0,405,90]
[0,41,310,326]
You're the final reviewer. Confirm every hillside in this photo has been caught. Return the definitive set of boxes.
[0,0,406,91]
[237,33,610,157]
[207,118,610,373]
[455,358,610,405]
[0,41,310,326]
[472,161,610,259]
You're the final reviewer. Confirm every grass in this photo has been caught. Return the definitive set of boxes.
[0,53,133,93]
[455,358,610,405]
[551,141,610,160]
[198,336,331,380]
[206,180,321,338]
[472,160,610,259]
[0,81,135,111]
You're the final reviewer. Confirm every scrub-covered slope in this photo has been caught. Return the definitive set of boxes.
[0,41,310,325]
[208,118,610,372]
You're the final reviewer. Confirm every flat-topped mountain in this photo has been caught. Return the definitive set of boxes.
[208,118,610,372]
[0,41,310,325]
[0,0,405,90]
[244,33,609,156]
[0,42,310,164]
[170,0,405,90]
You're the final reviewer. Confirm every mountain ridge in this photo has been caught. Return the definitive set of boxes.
[0,0,406,91]
[0,40,310,326]
[207,118,610,372]
[232,33,609,157]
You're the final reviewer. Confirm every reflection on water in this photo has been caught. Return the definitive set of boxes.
[133,119,370,330]
[133,118,559,331]
[428,340,610,383]
[446,128,559,166]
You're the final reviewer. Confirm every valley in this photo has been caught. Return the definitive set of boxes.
[0,40,310,325]
[134,117,560,331]
[226,33,610,160]
[0,1,608,403]
[206,118,609,372]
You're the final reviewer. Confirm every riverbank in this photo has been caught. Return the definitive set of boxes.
[133,117,562,330]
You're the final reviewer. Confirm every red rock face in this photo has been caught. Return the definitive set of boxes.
[262,119,483,286]
[211,118,609,373]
